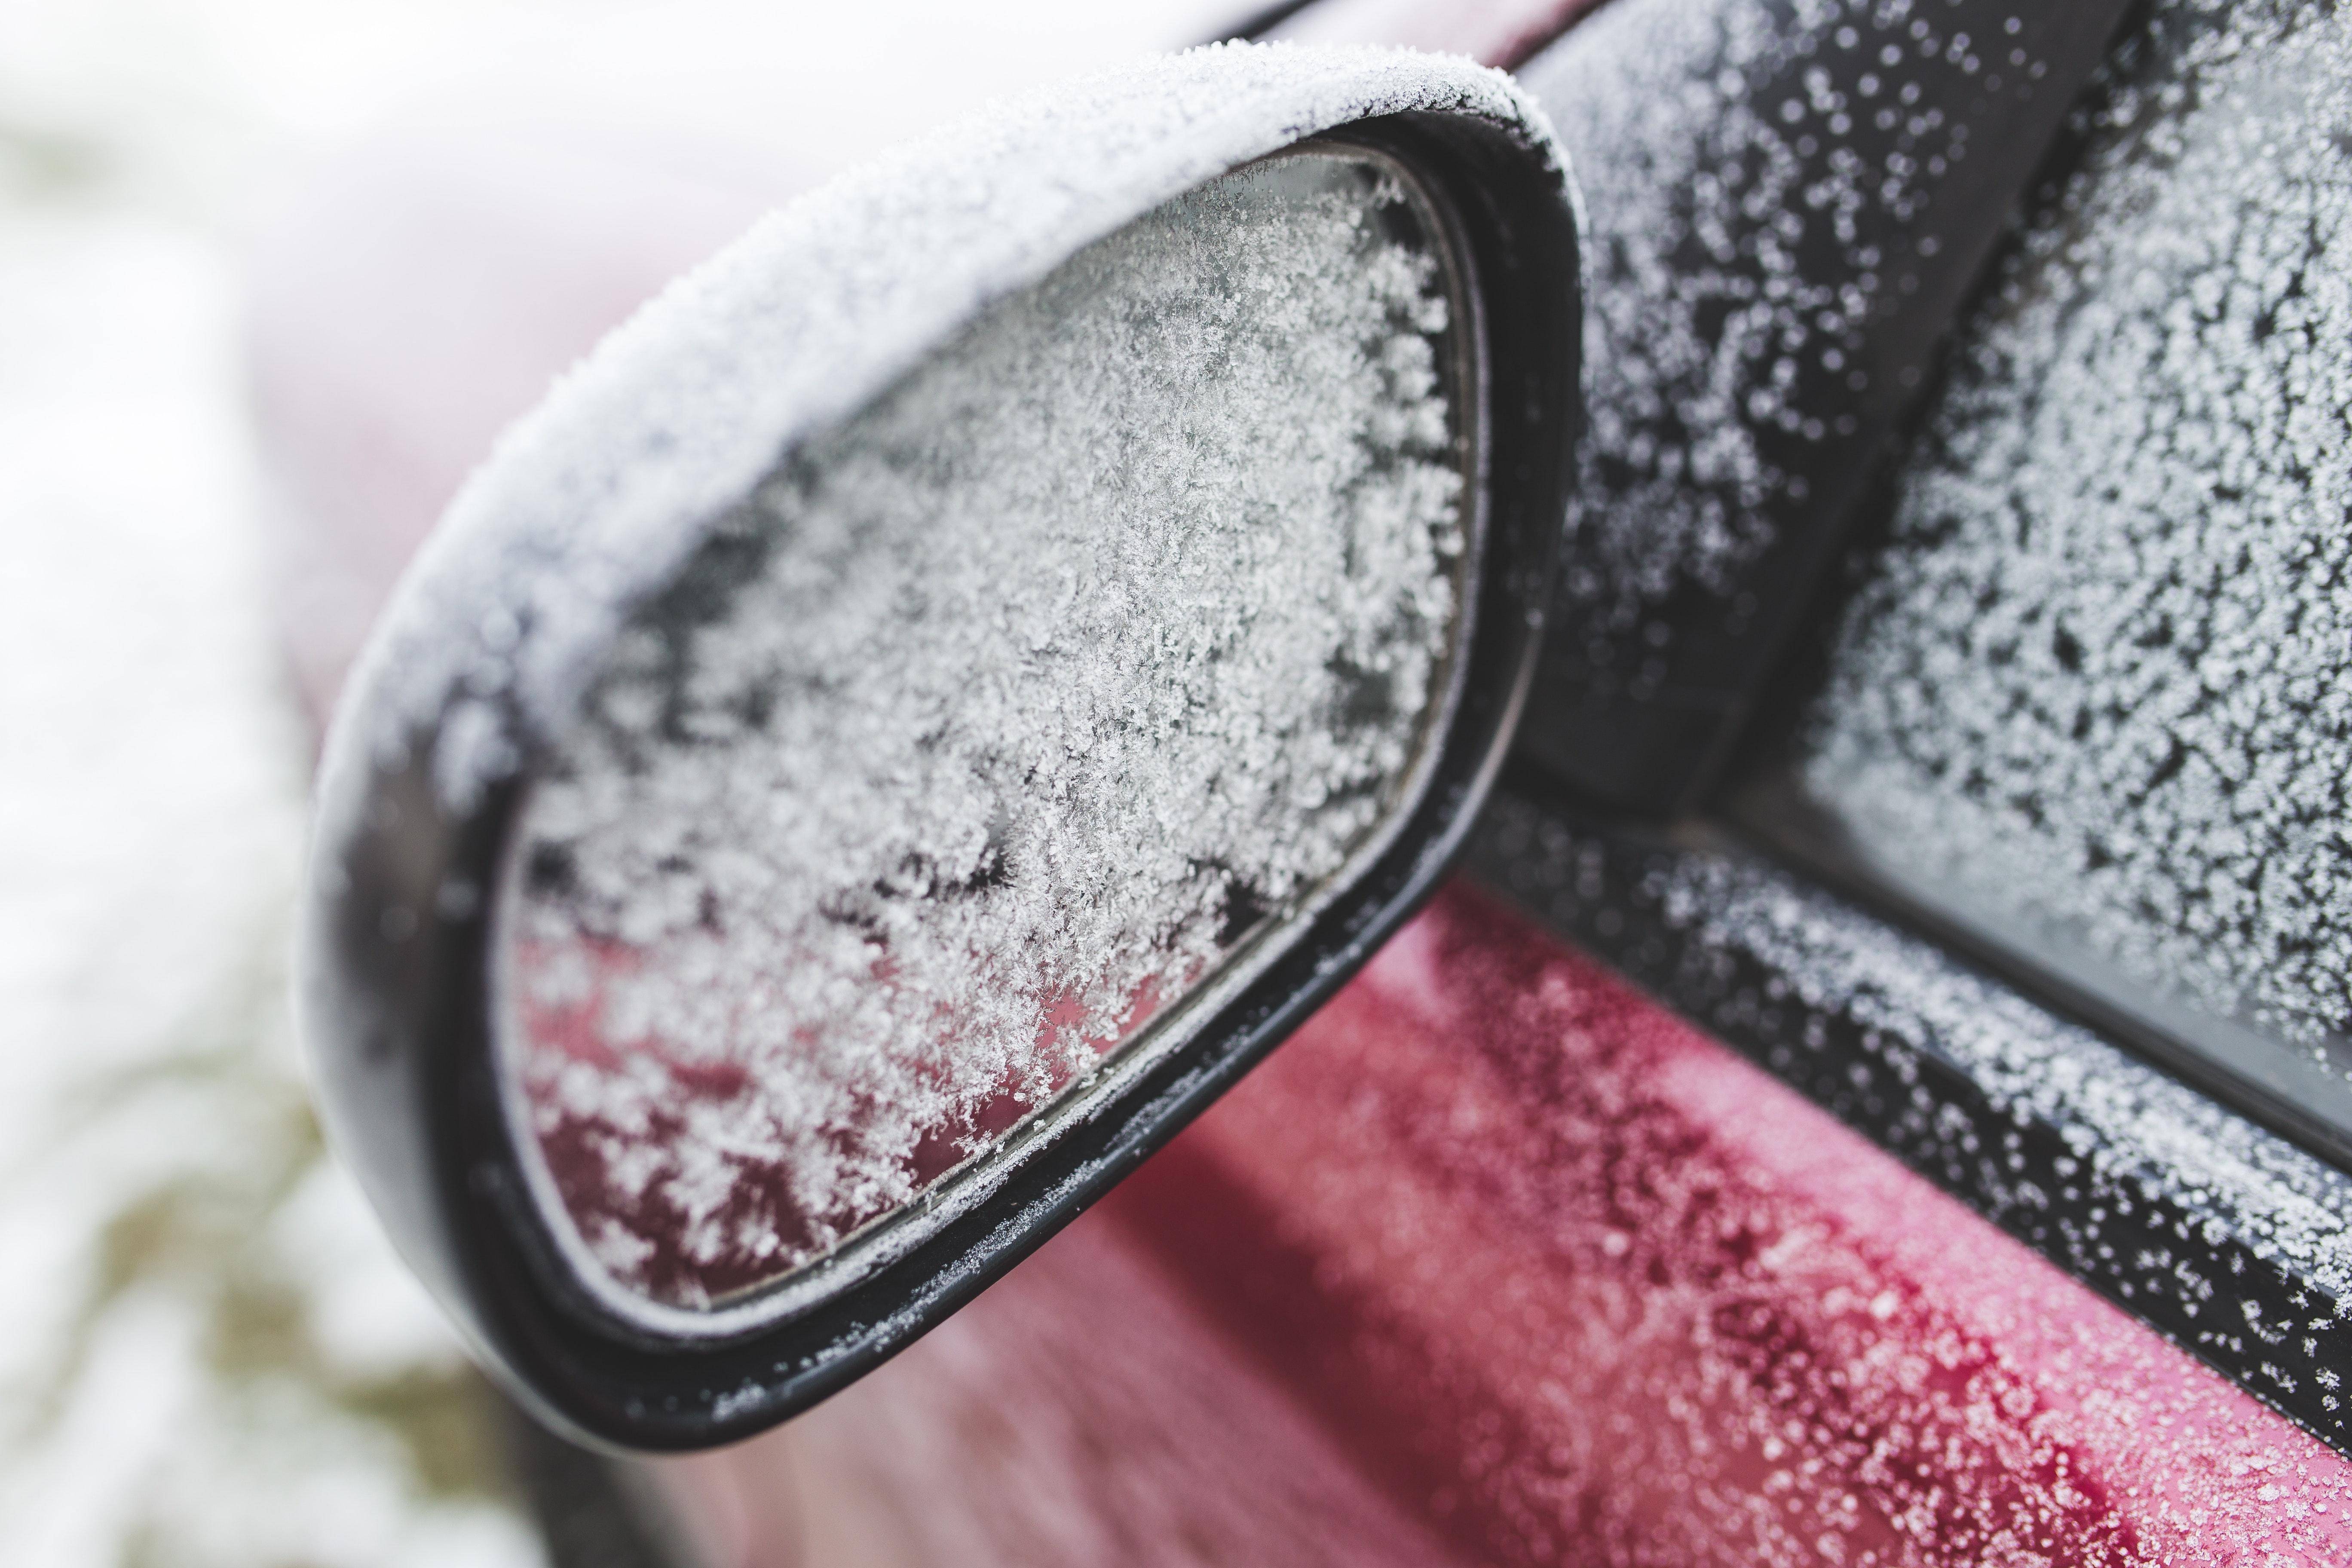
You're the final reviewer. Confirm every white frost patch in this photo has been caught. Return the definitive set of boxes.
[1807,0,2352,1066]
[501,153,1468,1308]
[311,42,1555,815]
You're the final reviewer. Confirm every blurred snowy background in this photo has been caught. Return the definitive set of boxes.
[0,2,1249,1563]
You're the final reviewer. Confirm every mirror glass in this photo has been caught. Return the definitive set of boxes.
[493,147,1478,1317]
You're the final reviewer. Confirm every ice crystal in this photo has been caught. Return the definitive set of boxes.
[1805,0,2352,1067]
[500,153,1467,1310]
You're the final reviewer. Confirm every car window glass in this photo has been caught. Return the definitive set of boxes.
[1796,0,2352,1137]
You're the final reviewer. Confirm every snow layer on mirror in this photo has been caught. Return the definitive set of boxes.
[311,43,1551,814]
[497,153,1468,1312]
[1804,1,2352,1075]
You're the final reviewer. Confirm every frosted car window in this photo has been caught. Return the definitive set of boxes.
[1796,0,2352,1145]
[494,150,1473,1312]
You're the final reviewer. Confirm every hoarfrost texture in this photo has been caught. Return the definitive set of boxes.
[506,156,1465,1309]
[1806,0,2352,1067]
[1518,0,1979,630]
[314,43,1553,802]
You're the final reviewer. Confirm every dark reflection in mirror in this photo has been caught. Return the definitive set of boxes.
[495,148,1475,1313]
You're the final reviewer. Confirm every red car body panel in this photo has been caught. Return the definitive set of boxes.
[245,3,2352,1562]
[662,888,2352,1566]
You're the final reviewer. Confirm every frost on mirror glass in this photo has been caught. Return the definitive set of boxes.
[494,151,1470,1312]
[1805,3,2352,1079]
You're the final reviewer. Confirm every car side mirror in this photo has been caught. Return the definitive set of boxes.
[300,43,1579,1451]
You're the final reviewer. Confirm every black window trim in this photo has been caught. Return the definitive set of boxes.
[1470,772,2352,1455]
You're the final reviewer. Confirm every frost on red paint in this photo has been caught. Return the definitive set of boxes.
[719,885,2352,1566]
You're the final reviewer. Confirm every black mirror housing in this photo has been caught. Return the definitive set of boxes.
[300,42,1580,1452]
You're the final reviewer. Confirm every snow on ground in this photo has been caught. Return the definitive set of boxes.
[0,5,568,1560]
